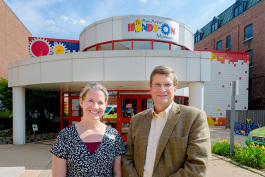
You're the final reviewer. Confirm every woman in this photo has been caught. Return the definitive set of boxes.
[50,82,126,176]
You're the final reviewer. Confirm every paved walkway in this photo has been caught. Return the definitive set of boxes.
[0,127,264,177]
[0,140,53,177]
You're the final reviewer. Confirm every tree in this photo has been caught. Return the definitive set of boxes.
[0,77,12,111]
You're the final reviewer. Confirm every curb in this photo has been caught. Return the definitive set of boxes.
[212,153,265,176]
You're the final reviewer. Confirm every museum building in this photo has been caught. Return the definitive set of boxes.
[8,15,249,144]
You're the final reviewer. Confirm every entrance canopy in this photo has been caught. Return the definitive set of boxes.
[8,50,211,91]
[8,44,211,145]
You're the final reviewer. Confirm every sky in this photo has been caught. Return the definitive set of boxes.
[4,0,235,40]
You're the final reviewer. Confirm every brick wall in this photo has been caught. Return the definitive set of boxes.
[0,0,32,78]
[195,0,265,109]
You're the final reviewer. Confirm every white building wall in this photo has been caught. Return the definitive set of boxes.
[204,52,249,126]
[79,15,194,51]
[8,50,211,89]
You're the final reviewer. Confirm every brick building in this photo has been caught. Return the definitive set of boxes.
[194,0,265,110]
[0,0,31,78]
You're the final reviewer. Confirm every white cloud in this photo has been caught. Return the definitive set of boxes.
[59,16,87,25]
[45,20,56,25]
[60,16,70,21]
[47,26,60,32]
[73,19,87,25]
[140,0,147,3]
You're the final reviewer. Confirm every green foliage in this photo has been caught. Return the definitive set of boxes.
[211,138,265,169]
[0,110,12,118]
[233,143,265,169]
[0,77,12,111]
[245,138,252,146]
[211,138,231,157]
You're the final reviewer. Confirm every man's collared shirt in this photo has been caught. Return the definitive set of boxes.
[143,102,173,177]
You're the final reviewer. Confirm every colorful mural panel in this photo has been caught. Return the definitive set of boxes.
[202,50,249,127]
[28,37,79,57]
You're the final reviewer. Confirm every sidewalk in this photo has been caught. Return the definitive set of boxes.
[0,128,264,177]
[0,140,53,177]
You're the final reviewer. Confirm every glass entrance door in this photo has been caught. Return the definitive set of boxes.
[118,96,138,141]
[118,95,153,142]
[69,96,82,125]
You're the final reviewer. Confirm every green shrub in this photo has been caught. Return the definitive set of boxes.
[211,138,265,169]
[211,138,231,157]
[233,143,265,169]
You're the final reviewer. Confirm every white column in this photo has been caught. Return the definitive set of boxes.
[13,87,26,145]
[189,82,204,110]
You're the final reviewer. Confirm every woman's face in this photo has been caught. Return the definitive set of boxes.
[79,89,107,121]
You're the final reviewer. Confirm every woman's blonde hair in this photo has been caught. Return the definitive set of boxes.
[80,82,109,103]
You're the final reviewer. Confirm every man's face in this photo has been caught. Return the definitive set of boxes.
[150,74,177,113]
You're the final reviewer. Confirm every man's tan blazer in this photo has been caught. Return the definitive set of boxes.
[122,102,211,177]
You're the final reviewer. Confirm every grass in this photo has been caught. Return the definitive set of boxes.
[211,138,265,170]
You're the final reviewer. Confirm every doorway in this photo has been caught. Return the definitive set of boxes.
[118,95,153,141]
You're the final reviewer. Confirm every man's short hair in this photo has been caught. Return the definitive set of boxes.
[150,65,178,86]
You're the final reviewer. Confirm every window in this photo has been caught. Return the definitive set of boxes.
[216,40,222,50]
[153,42,169,50]
[133,41,152,50]
[83,40,187,52]
[86,46,96,51]
[194,30,204,43]
[211,17,221,33]
[233,0,247,18]
[97,42,112,50]
[211,22,218,32]
[226,36,231,49]
[171,44,182,50]
[244,24,253,40]
[195,34,200,43]
[114,41,132,50]
[234,4,243,17]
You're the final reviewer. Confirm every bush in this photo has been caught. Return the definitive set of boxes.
[233,143,265,169]
[211,138,231,157]
[211,138,265,169]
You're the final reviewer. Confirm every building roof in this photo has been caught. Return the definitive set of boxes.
[195,0,261,40]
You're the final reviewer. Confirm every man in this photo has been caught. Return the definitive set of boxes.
[122,65,211,177]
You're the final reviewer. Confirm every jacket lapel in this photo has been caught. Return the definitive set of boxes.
[138,109,152,176]
[153,103,180,171]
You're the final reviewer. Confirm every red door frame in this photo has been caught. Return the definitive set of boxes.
[60,92,82,129]
[68,96,82,125]
[60,92,68,130]
[118,94,152,141]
